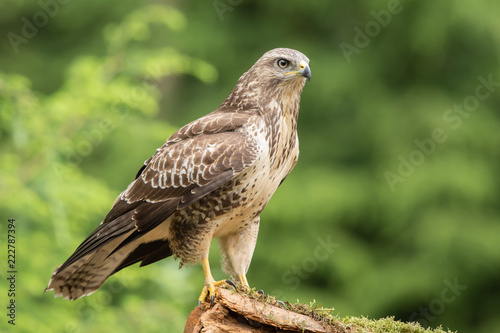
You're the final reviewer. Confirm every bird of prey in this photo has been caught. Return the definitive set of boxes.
[46,48,311,305]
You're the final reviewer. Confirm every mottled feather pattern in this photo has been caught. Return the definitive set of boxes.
[46,48,310,300]
[168,112,256,143]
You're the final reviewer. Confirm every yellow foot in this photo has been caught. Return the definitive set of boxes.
[197,280,228,308]
[238,274,249,288]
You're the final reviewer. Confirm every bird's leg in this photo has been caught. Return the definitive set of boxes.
[238,274,249,288]
[198,257,227,308]
[219,217,259,291]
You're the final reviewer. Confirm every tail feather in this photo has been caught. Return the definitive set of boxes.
[111,239,172,275]
[46,229,135,300]
[46,221,173,300]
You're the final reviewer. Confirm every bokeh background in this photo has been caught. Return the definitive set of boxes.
[1,1,499,332]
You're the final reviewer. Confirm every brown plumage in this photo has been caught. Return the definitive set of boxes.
[46,48,311,301]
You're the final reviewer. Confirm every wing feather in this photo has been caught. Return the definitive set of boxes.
[126,130,260,231]
[70,111,260,260]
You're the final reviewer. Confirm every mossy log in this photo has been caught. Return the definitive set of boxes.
[184,287,336,332]
[184,286,455,333]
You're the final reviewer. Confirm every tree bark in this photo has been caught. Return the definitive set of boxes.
[184,287,347,333]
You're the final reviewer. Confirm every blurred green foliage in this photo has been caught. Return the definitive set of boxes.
[1,0,499,332]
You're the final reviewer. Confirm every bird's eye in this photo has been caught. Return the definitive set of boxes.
[277,59,289,68]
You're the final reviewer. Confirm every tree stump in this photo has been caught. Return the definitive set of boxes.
[184,287,346,333]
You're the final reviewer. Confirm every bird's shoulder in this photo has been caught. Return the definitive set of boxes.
[166,109,261,144]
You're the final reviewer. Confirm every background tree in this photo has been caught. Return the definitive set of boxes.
[1,1,499,332]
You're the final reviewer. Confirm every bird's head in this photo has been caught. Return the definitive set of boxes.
[222,48,310,111]
[250,48,311,87]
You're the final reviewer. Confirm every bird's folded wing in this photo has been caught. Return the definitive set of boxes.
[56,112,262,271]
[124,129,261,231]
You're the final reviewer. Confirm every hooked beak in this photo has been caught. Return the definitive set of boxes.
[300,63,311,82]
[284,60,311,82]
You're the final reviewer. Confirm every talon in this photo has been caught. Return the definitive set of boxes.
[257,289,264,295]
[277,300,286,308]
[225,279,238,290]
[198,284,210,307]
[198,279,229,307]
[198,257,229,307]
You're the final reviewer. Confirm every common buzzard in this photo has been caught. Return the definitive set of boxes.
[46,48,311,305]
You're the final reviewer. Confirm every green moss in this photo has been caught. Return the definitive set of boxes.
[338,316,455,333]
[223,285,456,333]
